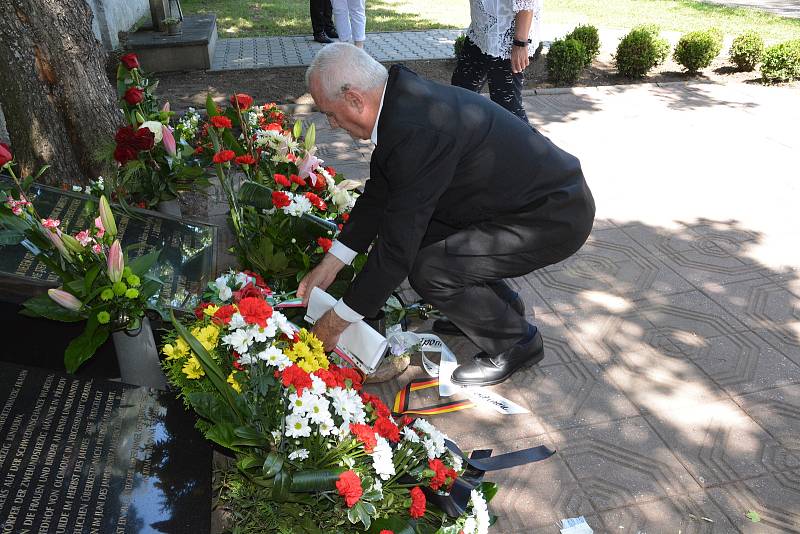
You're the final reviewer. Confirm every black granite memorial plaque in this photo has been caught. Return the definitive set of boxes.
[0,180,217,310]
[0,362,211,533]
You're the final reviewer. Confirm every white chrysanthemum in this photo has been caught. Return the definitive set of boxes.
[238,353,258,365]
[402,426,420,443]
[285,413,311,438]
[373,479,383,495]
[371,436,396,481]
[414,419,448,459]
[470,489,490,534]
[258,346,290,369]
[450,450,464,472]
[306,395,332,425]
[310,374,328,396]
[317,416,336,436]
[272,311,295,337]
[249,324,269,343]
[282,194,313,217]
[462,517,478,534]
[288,391,315,416]
[288,449,309,461]
[222,328,253,354]
[229,312,247,329]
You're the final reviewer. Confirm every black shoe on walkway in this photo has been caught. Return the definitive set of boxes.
[313,32,333,44]
[450,328,544,387]
[325,26,339,38]
[432,294,526,337]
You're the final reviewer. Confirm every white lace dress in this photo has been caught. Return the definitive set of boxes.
[466,0,543,60]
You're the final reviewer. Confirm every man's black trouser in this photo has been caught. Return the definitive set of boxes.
[310,0,334,34]
[408,207,593,356]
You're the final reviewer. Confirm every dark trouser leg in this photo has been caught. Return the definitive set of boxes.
[487,55,528,123]
[310,0,325,33]
[323,0,335,32]
[451,38,489,93]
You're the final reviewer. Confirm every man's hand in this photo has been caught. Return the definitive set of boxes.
[298,253,346,306]
[511,45,530,74]
[311,309,351,352]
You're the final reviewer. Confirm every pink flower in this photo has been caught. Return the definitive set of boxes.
[107,240,124,283]
[161,125,177,156]
[48,288,82,311]
[92,243,103,254]
[75,230,93,246]
[6,196,30,216]
[94,216,105,238]
[297,151,322,185]
[41,218,60,229]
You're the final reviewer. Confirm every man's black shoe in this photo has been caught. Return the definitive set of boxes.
[432,295,526,336]
[313,32,333,44]
[450,329,544,387]
[325,27,339,38]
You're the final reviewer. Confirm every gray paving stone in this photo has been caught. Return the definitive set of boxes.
[735,384,800,451]
[708,475,800,532]
[599,492,735,533]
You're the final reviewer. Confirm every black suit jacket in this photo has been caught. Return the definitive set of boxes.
[338,65,595,317]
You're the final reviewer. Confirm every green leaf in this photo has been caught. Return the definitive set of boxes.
[128,249,161,276]
[206,92,219,117]
[83,264,101,296]
[21,174,35,191]
[272,469,292,502]
[289,469,344,492]
[186,391,237,423]
[355,501,372,529]
[745,510,761,523]
[0,229,25,246]
[33,165,50,182]
[205,422,237,449]
[479,481,499,503]
[64,318,109,373]
[20,293,83,322]
[236,455,263,472]
[369,517,417,534]
[347,506,359,525]
[262,452,284,478]
[239,181,274,210]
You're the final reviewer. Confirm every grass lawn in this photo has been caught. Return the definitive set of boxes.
[183,0,800,42]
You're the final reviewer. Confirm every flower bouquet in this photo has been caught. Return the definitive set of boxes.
[199,93,362,291]
[163,270,497,532]
[1,147,162,371]
[105,53,209,209]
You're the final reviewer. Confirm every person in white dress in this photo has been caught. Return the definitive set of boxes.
[331,0,367,48]
[452,0,543,123]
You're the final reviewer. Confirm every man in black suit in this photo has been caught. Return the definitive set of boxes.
[299,43,594,386]
[310,0,338,43]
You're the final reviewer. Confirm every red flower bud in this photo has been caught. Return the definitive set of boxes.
[120,53,140,70]
[123,87,144,105]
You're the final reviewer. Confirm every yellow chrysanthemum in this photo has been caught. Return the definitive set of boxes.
[284,329,329,373]
[163,336,190,360]
[227,372,242,393]
[192,324,221,351]
[203,304,220,317]
[182,355,205,379]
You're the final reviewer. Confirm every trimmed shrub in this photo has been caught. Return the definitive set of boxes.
[614,25,670,78]
[547,38,587,85]
[565,24,601,67]
[729,31,764,71]
[761,39,800,82]
[673,29,723,73]
[454,34,467,58]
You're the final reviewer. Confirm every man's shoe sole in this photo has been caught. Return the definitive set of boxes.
[450,347,545,387]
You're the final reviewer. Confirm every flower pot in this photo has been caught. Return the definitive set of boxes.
[166,22,182,36]
[156,198,182,217]
[112,317,168,390]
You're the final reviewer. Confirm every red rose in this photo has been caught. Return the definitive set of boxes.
[211,116,233,129]
[123,87,144,105]
[235,154,256,166]
[212,304,236,325]
[290,174,306,186]
[115,125,135,144]
[313,173,327,190]
[409,487,426,518]
[274,173,291,187]
[233,282,263,302]
[0,143,13,166]
[212,150,236,164]
[113,145,138,165]
[230,93,254,110]
[271,191,291,209]
[349,423,377,453]
[316,237,332,253]
[237,296,273,327]
[335,470,363,508]
[132,128,155,151]
[242,269,269,290]
[120,53,140,70]
[374,416,400,443]
[304,192,327,211]
[341,213,350,222]
[281,365,312,394]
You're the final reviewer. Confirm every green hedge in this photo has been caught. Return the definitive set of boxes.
[615,24,670,78]
[729,31,764,71]
[673,28,723,73]
[760,39,800,82]
[547,38,587,84]
[565,24,601,67]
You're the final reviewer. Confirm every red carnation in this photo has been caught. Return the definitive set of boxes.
[120,53,140,70]
[313,368,342,389]
[290,174,306,186]
[212,150,236,164]
[235,154,256,166]
[212,304,236,325]
[211,115,233,129]
[304,192,327,211]
[409,487,426,518]
[265,122,282,131]
[380,531,394,534]
[230,93,254,110]
[0,143,12,166]
[374,416,400,443]
[349,423,378,453]
[335,470,363,508]
[325,166,337,177]
[271,191,291,209]
[281,364,312,394]
[233,282,263,302]
[316,237,332,253]
[274,173,291,187]
[428,458,449,490]
[123,87,144,105]
[361,392,391,418]
[269,110,285,123]
[237,296,273,327]
[333,365,363,390]
[313,173,327,190]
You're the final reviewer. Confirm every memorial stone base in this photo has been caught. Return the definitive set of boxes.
[126,14,218,72]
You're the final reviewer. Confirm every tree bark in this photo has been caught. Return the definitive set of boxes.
[0,0,121,184]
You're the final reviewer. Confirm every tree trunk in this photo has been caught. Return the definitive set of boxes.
[0,0,121,184]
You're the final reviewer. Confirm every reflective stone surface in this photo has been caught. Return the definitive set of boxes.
[0,362,211,533]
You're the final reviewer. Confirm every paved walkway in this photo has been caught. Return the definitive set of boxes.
[296,80,800,532]
[701,0,800,18]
